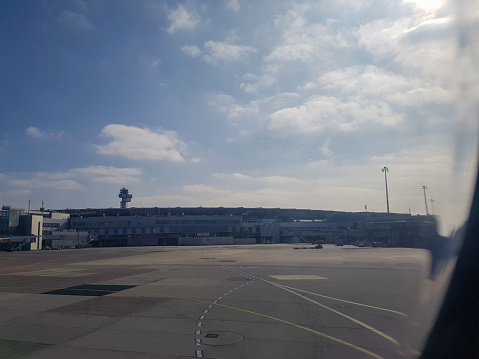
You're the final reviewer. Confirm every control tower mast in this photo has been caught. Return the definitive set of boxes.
[119,187,132,209]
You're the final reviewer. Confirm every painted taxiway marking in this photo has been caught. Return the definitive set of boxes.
[192,259,256,359]
[224,263,405,316]
[144,292,385,359]
[215,258,400,347]
[269,274,328,280]
[193,294,384,359]
[276,283,407,317]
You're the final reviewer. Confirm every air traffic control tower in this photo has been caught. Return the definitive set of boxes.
[119,187,132,209]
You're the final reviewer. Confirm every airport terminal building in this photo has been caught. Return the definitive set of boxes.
[69,214,255,246]
[1,200,439,249]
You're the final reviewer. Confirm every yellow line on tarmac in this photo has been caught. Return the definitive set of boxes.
[1,283,383,357]
[137,293,385,359]
[226,263,401,317]
[213,257,400,347]
[270,283,399,346]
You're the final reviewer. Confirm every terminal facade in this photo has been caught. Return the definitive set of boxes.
[1,204,441,250]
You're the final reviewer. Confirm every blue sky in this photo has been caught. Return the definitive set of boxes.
[1,0,477,233]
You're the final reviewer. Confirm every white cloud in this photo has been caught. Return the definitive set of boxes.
[319,66,412,96]
[208,92,301,125]
[404,0,447,12]
[96,124,189,162]
[264,4,349,64]
[389,86,452,107]
[354,12,454,77]
[317,65,453,106]
[298,82,317,91]
[180,33,256,65]
[240,73,277,94]
[318,0,373,14]
[267,96,403,134]
[203,37,256,65]
[207,93,259,119]
[26,127,64,139]
[225,0,240,12]
[181,45,202,57]
[167,4,200,33]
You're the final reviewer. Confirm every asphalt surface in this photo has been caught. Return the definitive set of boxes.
[0,244,453,359]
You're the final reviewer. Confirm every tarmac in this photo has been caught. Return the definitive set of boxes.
[0,244,452,359]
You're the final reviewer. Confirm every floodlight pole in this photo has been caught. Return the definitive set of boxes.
[422,185,429,215]
[382,167,390,214]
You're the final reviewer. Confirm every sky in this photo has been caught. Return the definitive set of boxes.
[1,0,478,234]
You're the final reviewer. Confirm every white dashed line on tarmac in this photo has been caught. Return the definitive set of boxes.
[193,256,257,358]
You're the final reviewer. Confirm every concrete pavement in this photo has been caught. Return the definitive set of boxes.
[0,244,450,358]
